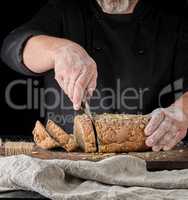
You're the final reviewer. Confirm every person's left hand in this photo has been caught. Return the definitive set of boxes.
[145,106,188,151]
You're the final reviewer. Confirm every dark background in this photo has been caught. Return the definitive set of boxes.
[0,0,187,139]
[0,0,46,139]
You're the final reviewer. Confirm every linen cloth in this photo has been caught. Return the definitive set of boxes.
[0,155,188,200]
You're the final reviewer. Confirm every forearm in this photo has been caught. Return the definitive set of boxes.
[23,35,69,73]
[173,92,188,116]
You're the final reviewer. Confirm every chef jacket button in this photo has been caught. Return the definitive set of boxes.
[93,46,103,53]
[95,14,101,20]
[138,49,145,55]
[95,46,102,51]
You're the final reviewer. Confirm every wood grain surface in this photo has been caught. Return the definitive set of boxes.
[1,143,188,171]
[31,146,188,171]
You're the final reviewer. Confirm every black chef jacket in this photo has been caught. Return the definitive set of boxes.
[1,0,188,133]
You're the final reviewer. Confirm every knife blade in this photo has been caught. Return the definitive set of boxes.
[80,101,92,118]
[84,101,94,120]
[80,101,99,151]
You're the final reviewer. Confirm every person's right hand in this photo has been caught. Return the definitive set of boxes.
[54,40,98,110]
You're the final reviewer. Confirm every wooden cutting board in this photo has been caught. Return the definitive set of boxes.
[1,140,187,171]
[31,146,188,171]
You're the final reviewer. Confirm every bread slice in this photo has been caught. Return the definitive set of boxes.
[32,121,60,150]
[46,120,78,152]
[94,114,150,153]
[74,114,97,153]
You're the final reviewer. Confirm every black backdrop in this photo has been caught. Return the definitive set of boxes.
[0,0,46,139]
[0,0,187,139]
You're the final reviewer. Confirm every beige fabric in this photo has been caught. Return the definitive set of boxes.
[0,155,188,199]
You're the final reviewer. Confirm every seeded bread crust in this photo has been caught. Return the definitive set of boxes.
[94,114,150,153]
[46,120,78,152]
[74,114,97,153]
[32,121,60,150]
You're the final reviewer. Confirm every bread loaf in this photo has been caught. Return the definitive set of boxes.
[74,114,150,153]
[33,113,150,153]
[95,114,150,153]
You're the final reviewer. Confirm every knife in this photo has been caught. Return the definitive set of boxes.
[81,100,94,122]
[80,101,99,151]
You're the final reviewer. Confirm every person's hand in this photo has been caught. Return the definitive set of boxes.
[145,106,188,151]
[54,40,97,110]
